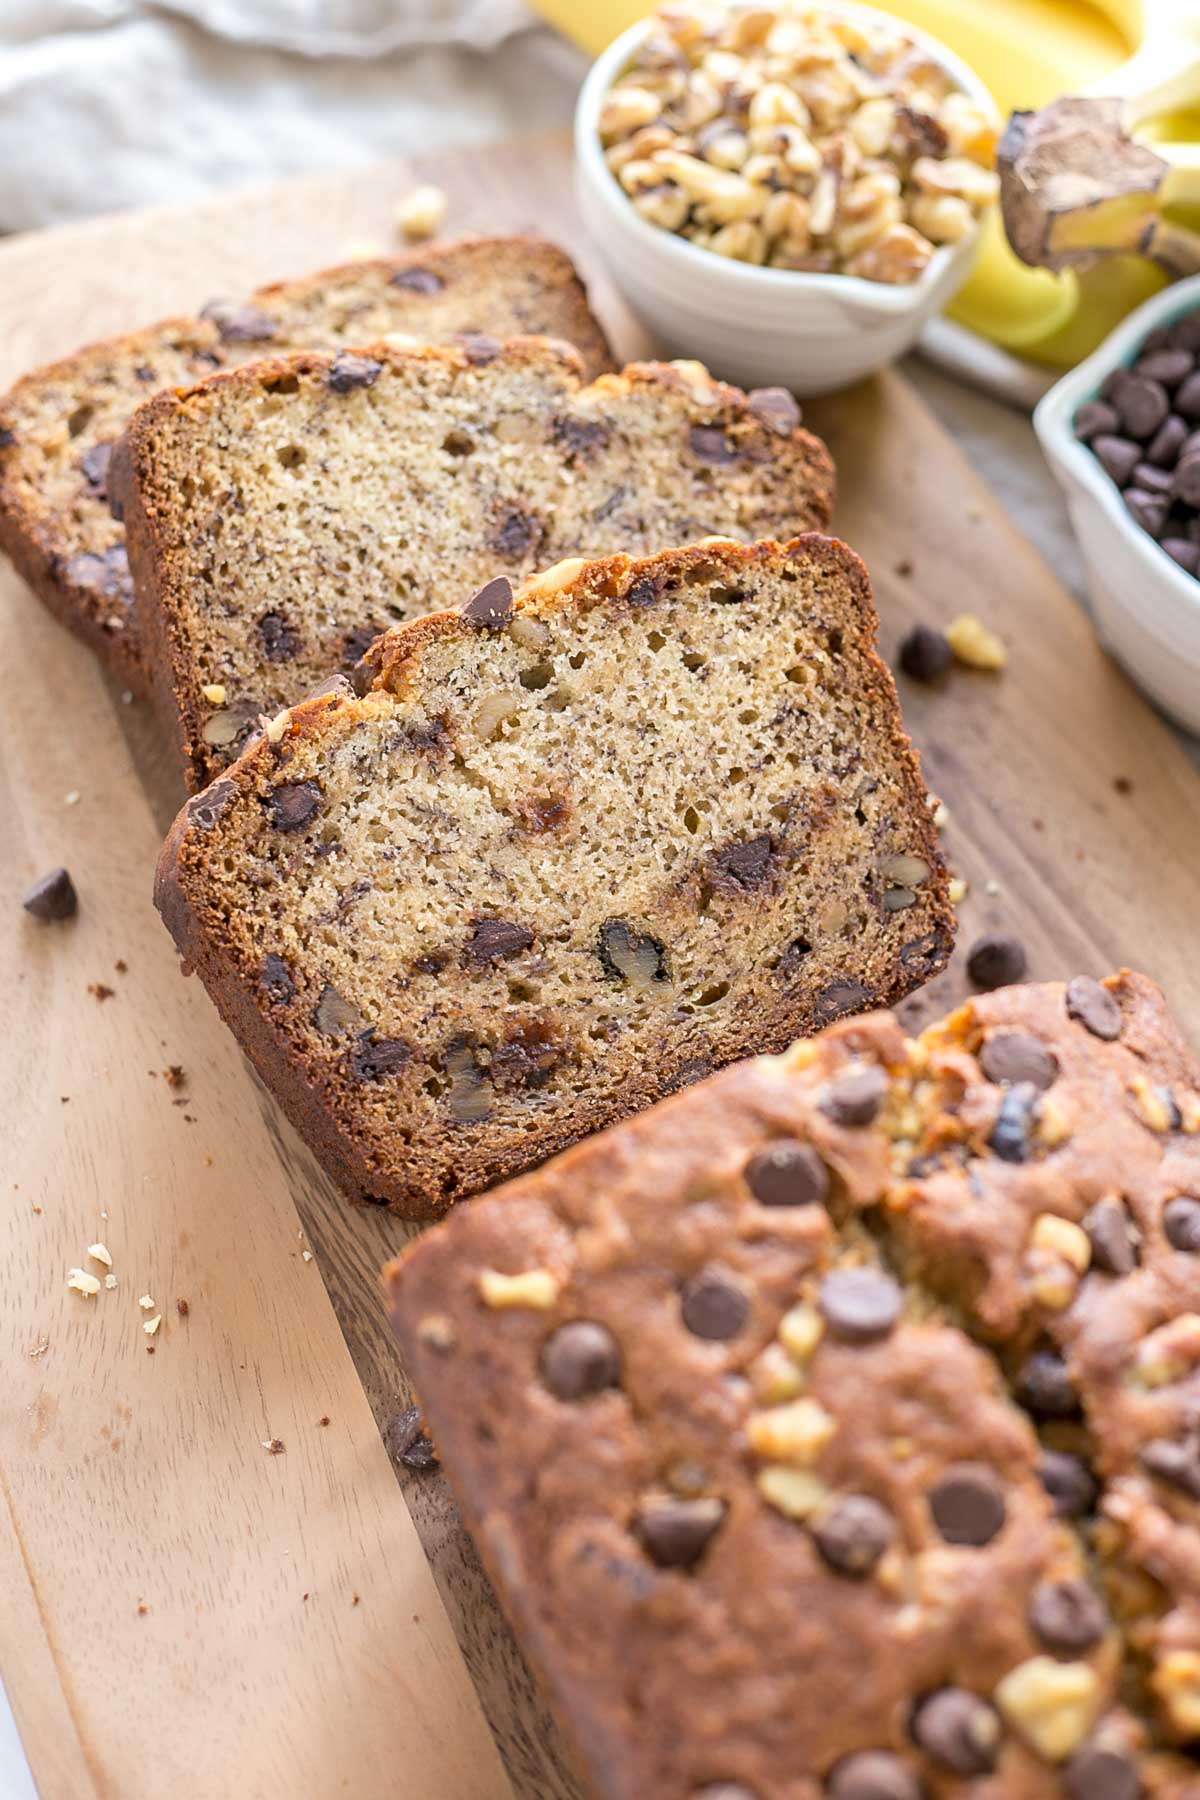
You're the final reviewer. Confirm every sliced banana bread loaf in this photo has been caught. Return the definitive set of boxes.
[119,339,834,787]
[155,536,950,1219]
[386,970,1200,1798]
[0,235,612,690]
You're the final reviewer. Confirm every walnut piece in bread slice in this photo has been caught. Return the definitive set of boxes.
[118,337,835,787]
[155,535,951,1219]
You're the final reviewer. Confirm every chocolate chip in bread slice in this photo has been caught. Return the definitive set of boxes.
[155,536,951,1219]
[0,235,613,690]
[117,337,836,788]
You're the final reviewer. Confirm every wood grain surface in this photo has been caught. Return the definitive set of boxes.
[3,128,1200,1800]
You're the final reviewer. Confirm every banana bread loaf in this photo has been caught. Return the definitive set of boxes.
[386,969,1200,1798]
[0,235,613,690]
[118,338,834,787]
[155,535,950,1219]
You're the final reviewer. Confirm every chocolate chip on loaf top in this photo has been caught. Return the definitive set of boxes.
[0,236,614,690]
[386,970,1200,1798]
[155,535,950,1219]
[118,337,834,787]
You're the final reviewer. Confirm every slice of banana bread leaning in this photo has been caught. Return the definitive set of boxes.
[0,235,613,691]
[385,970,1200,1799]
[155,536,951,1219]
[117,339,834,788]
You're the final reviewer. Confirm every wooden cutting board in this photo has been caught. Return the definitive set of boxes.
[4,129,1200,1800]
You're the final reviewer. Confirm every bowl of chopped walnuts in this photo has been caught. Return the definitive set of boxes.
[575,1,1000,395]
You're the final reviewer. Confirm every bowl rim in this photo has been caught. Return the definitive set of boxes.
[573,0,998,317]
[1033,272,1200,626]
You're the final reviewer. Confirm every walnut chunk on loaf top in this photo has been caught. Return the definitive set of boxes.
[387,970,1200,1798]
[0,235,614,690]
[118,336,834,787]
[155,535,949,1220]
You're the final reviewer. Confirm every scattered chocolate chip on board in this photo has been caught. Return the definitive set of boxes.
[387,969,1200,1798]
[117,338,834,788]
[22,867,78,921]
[1075,306,1200,576]
[153,536,952,1218]
[0,235,615,691]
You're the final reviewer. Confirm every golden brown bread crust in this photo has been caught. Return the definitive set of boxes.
[155,535,951,1219]
[118,338,835,788]
[0,234,614,690]
[385,970,1200,1799]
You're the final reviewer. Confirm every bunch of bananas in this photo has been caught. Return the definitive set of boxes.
[539,0,1200,365]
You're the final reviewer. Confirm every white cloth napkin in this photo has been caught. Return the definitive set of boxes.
[0,0,587,232]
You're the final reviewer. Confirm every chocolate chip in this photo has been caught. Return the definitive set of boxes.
[258,610,302,662]
[1146,412,1189,465]
[1136,348,1193,388]
[898,926,952,978]
[744,1141,828,1208]
[1173,313,1200,353]
[1162,536,1200,574]
[460,575,514,628]
[929,1463,1006,1545]
[266,780,322,831]
[680,1267,750,1340]
[624,576,659,608]
[386,1404,439,1471]
[812,979,873,1023]
[80,440,112,497]
[819,1063,888,1128]
[898,623,952,682]
[1038,1450,1099,1518]
[490,506,544,560]
[22,867,78,921]
[341,623,383,667]
[712,834,772,889]
[554,416,610,457]
[1065,975,1122,1040]
[348,1032,412,1082]
[1017,1349,1078,1418]
[688,425,737,464]
[1117,377,1169,439]
[910,1688,1000,1775]
[0,423,14,448]
[489,1018,563,1092]
[818,1268,901,1343]
[1176,369,1200,418]
[979,1031,1057,1091]
[988,1081,1036,1163]
[67,543,133,603]
[1028,1578,1108,1656]
[1100,367,1133,403]
[1141,1435,1200,1498]
[1063,1746,1141,1800]
[827,1751,921,1800]
[1072,400,1119,442]
[1092,434,1142,486]
[1131,460,1174,494]
[597,918,669,987]
[199,299,278,342]
[464,917,534,965]
[1124,487,1169,537]
[746,386,801,435]
[966,931,1027,990]
[1173,454,1200,507]
[812,1495,894,1576]
[260,952,295,1005]
[1165,1195,1200,1252]
[634,1495,725,1568]
[456,332,503,365]
[1083,1197,1139,1274]
[390,266,444,294]
[327,351,382,394]
[540,1321,621,1399]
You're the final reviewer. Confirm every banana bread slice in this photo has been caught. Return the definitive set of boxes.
[0,235,613,690]
[118,339,834,787]
[385,971,1200,1797]
[155,536,950,1219]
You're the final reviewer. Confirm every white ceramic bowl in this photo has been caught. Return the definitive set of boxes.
[1034,275,1200,736]
[574,4,996,395]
